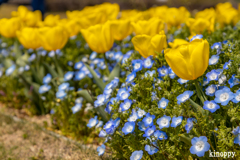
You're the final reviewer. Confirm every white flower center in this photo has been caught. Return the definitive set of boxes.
[208,87,215,94]
[134,63,140,69]
[124,102,131,109]
[145,59,151,66]
[235,94,240,101]
[127,125,133,132]
[148,129,154,135]
[211,57,218,64]
[182,95,189,101]
[121,93,128,99]
[160,101,167,108]
[146,117,152,124]
[195,141,205,151]
[134,154,140,160]
[98,97,105,103]
[210,73,217,80]
[176,119,182,125]
[161,118,168,126]
[207,102,215,109]
[220,93,229,101]
[138,110,145,117]
[160,69,166,74]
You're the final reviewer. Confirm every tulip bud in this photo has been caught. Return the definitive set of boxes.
[17,27,41,49]
[0,17,22,38]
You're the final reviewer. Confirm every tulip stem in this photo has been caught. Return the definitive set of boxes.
[194,80,206,105]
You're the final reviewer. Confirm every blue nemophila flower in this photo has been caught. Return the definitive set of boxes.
[96,121,103,128]
[177,91,193,105]
[232,90,240,103]
[232,126,240,135]
[203,100,220,113]
[103,88,113,95]
[142,113,155,127]
[75,97,83,104]
[185,118,197,133]
[132,59,143,72]
[39,84,51,94]
[126,72,136,83]
[190,34,203,41]
[130,150,143,160]
[206,70,219,82]
[190,136,210,157]
[178,78,189,84]
[218,74,227,85]
[105,51,114,60]
[89,51,97,60]
[203,78,209,86]
[214,87,234,106]
[157,66,168,77]
[205,84,216,96]
[87,116,98,128]
[211,42,222,50]
[158,97,169,109]
[74,71,86,81]
[64,71,74,81]
[120,99,132,111]
[122,122,135,135]
[145,142,159,155]
[151,92,158,101]
[228,74,240,88]
[71,103,82,114]
[137,108,146,119]
[67,61,73,66]
[56,90,66,99]
[143,57,153,68]
[154,130,168,140]
[143,125,156,137]
[138,121,147,131]
[74,61,84,69]
[18,67,24,73]
[99,130,107,137]
[28,53,36,62]
[209,55,219,65]
[223,60,231,70]
[94,94,107,107]
[144,70,156,78]
[5,65,16,76]
[117,88,130,100]
[157,115,171,129]
[171,116,183,128]
[48,51,55,57]
[168,67,176,79]
[113,51,123,62]
[128,109,138,122]
[58,83,70,91]
[234,134,240,145]
[24,65,30,71]
[43,73,52,84]
[103,120,115,135]
[97,144,105,156]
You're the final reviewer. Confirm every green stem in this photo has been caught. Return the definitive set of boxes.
[103,54,110,76]
[194,79,205,105]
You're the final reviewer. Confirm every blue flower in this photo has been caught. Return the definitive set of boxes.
[185,118,196,133]
[132,59,143,72]
[142,113,155,127]
[56,90,67,99]
[190,34,203,41]
[234,134,240,145]
[218,74,227,85]
[157,66,168,77]
[214,87,234,106]
[143,125,156,137]
[145,142,159,155]
[74,61,84,69]
[203,100,220,113]
[87,116,98,128]
[168,67,176,79]
[158,97,169,109]
[144,70,156,78]
[178,78,189,84]
[157,115,171,129]
[130,150,143,160]
[232,90,240,103]
[211,42,222,50]
[190,136,210,157]
[89,51,97,60]
[117,88,130,100]
[232,126,240,135]
[99,130,107,137]
[203,78,209,86]
[209,55,219,65]
[5,65,16,76]
[138,121,147,131]
[64,71,74,81]
[103,120,115,134]
[39,84,51,94]
[143,57,153,68]
[71,103,82,114]
[154,130,168,140]
[122,122,135,135]
[126,72,136,83]
[120,99,132,111]
[28,53,36,62]
[228,74,240,88]
[113,51,123,62]
[177,91,194,105]
[75,97,83,104]
[96,121,103,128]
[151,92,158,101]
[97,144,105,156]
[137,108,146,119]
[43,73,52,84]
[94,94,107,107]
[58,83,70,91]
[205,84,216,96]
[206,70,219,82]
[128,109,138,122]
[171,116,183,128]
[223,60,231,70]
[74,71,86,81]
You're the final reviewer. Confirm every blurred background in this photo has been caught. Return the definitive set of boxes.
[0,0,240,18]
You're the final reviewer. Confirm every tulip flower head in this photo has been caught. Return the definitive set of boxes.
[17,27,41,49]
[0,17,22,38]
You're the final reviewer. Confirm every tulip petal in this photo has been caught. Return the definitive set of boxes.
[132,35,153,58]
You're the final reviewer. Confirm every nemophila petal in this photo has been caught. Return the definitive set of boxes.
[144,70,156,78]
[142,113,155,127]
[56,90,66,99]
[113,51,123,62]
[234,135,240,145]
[203,78,209,86]
[145,142,159,155]
[58,83,69,91]
[104,88,113,95]
[177,90,193,105]
[74,61,84,69]
[232,90,240,103]
[223,60,231,70]
[89,51,97,60]
[211,42,222,50]
[28,53,36,62]
[157,115,171,129]
[94,94,107,107]
[71,103,82,114]
[96,121,103,128]
[138,121,147,131]
[157,66,169,77]
[205,84,216,96]
[99,130,107,137]
[177,78,189,84]
[117,88,130,100]
[130,150,143,160]
[171,116,183,128]
[5,65,16,76]
[228,74,240,88]
[151,92,158,101]
[206,70,219,82]
[232,126,240,135]
[214,87,234,106]
[218,74,227,85]
[43,73,52,84]
[64,71,74,81]
[143,57,153,68]
[143,125,156,137]
[154,130,168,140]
[113,118,121,128]
[190,34,203,41]
[203,100,220,113]
[137,108,146,119]
[132,59,143,72]
[128,109,138,122]
[39,84,51,94]
[168,67,176,79]
[120,99,132,111]
[97,144,105,156]
[126,72,136,83]
[209,55,219,65]
[185,118,196,133]
[158,97,169,109]
[87,116,98,128]
[190,136,210,157]
[122,122,135,135]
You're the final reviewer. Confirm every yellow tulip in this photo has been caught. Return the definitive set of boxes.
[38,25,69,51]
[0,17,22,38]
[195,8,216,21]
[109,20,133,41]
[216,2,238,26]
[39,14,60,27]
[59,19,80,37]
[81,21,114,53]
[132,31,167,58]
[164,39,209,80]
[131,18,164,36]
[120,10,140,20]
[186,18,214,34]
[169,39,189,48]
[17,27,41,49]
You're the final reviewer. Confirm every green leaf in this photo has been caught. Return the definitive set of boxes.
[77,90,94,103]
[16,52,29,67]
[189,99,206,115]
[53,56,64,77]
[30,68,42,84]
[179,134,192,146]
[84,63,106,92]
[13,40,22,59]
[3,59,13,68]
[108,63,120,83]
[95,106,109,122]
[43,62,59,78]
